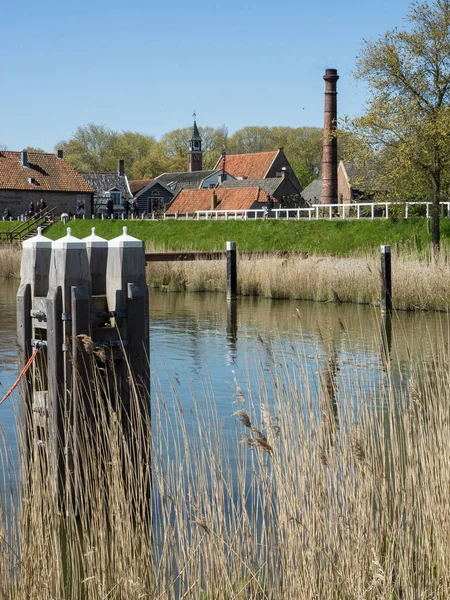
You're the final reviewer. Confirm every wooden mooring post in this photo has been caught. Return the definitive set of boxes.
[17,226,150,511]
[380,245,392,315]
[226,241,237,300]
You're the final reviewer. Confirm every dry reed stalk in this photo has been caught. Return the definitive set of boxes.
[3,321,450,597]
[0,246,21,278]
[148,252,450,311]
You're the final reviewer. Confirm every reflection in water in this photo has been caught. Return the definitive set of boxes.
[2,283,450,493]
[226,299,238,365]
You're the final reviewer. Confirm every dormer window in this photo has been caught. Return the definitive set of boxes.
[108,189,122,204]
[28,177,37,185]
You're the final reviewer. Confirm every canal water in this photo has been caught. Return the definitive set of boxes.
[0,278,448,493]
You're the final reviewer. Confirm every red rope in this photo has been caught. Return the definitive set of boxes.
[0,348,39,406]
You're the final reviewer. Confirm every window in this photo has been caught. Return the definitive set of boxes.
[109,190,121,205]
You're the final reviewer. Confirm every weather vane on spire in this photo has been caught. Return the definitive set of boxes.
[192,110,196,121]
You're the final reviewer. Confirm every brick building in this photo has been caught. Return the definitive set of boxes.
[0,150,94,217]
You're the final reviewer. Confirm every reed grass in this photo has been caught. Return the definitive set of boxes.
[0,247,22,278]
[2,320,450,598]
[148,248,450,311]
[2,241,450,311]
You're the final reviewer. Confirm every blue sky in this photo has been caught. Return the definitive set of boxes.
[1,0,413,151]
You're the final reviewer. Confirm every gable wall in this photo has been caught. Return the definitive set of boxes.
[136,183,174,212]
[337,164,352,204]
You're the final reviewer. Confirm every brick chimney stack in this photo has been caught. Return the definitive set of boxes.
[322,68,339,205]
[118,159,125,177]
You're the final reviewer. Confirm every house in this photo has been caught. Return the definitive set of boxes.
[301,162,377,206]
[300,179,322,205]
[337,161,377,203]
[214,148,300,182]
[217,172,305,207]
[0,149,94,217]
[82,160,132,216]
[214,148,303,206]
[165,186,276,217]
[128,178,176,213]
[155,169,235,195]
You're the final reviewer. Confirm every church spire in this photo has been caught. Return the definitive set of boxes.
[188,111,203,172]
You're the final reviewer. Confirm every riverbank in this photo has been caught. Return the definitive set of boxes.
[2,219,450,311]
[35,218,450,255]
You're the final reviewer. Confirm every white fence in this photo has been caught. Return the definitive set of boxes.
[162,201,450,221]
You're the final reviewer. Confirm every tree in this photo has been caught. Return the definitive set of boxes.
[24,146,45,153]
[159,125,228,172]
[347,0,450,249]
[55,123,119,172]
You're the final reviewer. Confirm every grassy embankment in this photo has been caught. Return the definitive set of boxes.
[2,219,450,310]
[2,327,450,598]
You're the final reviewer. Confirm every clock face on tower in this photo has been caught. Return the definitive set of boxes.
[194,155,200,161]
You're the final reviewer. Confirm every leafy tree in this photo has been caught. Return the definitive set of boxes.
[159,125,228,172]
[55,123,119,172]
[24,146,45,153]
[347,0,450,249]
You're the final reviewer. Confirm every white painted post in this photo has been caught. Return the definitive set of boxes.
[371,204,374,220]
[315,206,319,220]
[405,203,409,219]
[385,203,389,219]
[426,203,430,218]
[329,205,332,220]
[297,209,300,220]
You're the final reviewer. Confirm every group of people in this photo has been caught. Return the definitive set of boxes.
[106,197,139,219]
[27,198,47,219]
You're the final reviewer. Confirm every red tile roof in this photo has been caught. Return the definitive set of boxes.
[0,151,94,193]
[214,151,279,179]
[129,179,154,194]
[166,187,273,215]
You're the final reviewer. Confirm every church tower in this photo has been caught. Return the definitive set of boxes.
[188,112,203,172]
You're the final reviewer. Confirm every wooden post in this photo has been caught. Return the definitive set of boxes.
[379,313,392,369]
[380,245,392,314]
[17,282,32,480]
[71,284,92,511]
[226,241,237,300]
[46,285,65,505]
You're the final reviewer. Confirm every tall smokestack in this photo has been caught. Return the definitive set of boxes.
[322,68,339,205]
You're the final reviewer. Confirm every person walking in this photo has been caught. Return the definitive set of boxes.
[123,197,130,219]
[131,198,139,218]
[107,197,114,219]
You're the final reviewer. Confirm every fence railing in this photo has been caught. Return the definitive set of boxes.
[161,201,450,221]
[0,206,58,243]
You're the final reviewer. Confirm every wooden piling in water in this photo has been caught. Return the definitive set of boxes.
[380,245,392,314]
[226,241,237,300]
[17,225,150,511]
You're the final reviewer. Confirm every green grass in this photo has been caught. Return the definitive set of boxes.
[44,218,448,256]
[0,220,24,232]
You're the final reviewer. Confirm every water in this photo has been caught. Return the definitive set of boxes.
[1,280,449,493]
